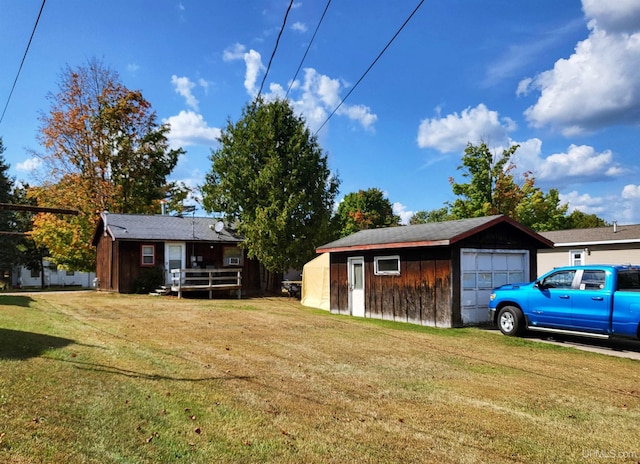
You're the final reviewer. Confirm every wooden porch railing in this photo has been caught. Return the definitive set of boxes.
[170,268,242,299]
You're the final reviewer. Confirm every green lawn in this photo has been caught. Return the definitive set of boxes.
[1,292,639,463]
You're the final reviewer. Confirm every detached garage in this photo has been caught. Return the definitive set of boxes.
[316,215,552,327]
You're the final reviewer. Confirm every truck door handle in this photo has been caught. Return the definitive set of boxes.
[591,296,603,301]
[559,295,570,299]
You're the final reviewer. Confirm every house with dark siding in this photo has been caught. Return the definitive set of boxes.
[92,212,269,296]
[316,215,553,327]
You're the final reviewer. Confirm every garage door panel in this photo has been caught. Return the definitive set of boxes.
[477,254,492,268]
[461,249,529,325]
[507,254,524,268]
[492,254,507,269]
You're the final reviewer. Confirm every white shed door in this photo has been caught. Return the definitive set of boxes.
[461,249,529,324]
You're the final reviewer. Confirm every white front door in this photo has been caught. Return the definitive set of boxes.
[165,242,186,285]
[348,257,365,317]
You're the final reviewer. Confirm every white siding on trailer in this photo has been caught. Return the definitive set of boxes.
[15,262,96,288]
[461,249,529,324]
[538,245,640,275]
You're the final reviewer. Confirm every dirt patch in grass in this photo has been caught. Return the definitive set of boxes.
[1,292,639,463]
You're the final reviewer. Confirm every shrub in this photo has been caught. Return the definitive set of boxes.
[133,267,164,294]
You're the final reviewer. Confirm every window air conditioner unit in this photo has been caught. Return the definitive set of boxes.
[227,257,241,266]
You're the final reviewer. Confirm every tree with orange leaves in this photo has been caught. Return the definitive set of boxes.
[29,59,184,271]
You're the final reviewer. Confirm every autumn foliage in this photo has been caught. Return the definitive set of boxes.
[28,59,183,271]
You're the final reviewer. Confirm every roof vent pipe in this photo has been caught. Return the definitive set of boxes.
[613,220,617,233]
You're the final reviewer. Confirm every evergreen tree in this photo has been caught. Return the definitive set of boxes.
[202,98,339,287]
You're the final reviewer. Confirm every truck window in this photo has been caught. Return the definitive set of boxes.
[617,270,640,291]
[579,270,605,290]
[541,270,575,289]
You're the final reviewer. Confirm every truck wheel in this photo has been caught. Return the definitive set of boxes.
[497,306,524,337]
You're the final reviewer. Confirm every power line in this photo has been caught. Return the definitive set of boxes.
[314,0,425,136]
[285,0,332,99]
[257,0,295,100]
[0,0,47,126]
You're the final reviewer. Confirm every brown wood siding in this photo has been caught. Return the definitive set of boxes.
[434,255,453,327]
[329,254,348,315]
[94,234,113,291]
[329,248,453,327]
[325,222,543,328]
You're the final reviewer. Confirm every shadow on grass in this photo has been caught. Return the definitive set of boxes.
[0,295,34,307]
[0,328,74,360]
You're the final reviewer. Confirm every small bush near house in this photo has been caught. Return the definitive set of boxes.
[133,266,164,294]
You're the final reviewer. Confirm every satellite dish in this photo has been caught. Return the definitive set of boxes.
[214,221,224,233]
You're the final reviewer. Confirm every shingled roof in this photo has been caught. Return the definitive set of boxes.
[539,223,640,246]
[92,212,242,245]
[317,215,553,253]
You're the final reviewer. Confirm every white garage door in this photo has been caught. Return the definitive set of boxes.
[461,249,529,324]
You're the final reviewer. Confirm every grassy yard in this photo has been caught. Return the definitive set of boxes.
[0,292,639,463]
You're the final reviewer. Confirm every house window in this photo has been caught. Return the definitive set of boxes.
[66,271,75,276]
[141,245,155,266]
[374,256,400,276]
[223,247,243,267]
[570,249,585,266]
[30,268,40,278]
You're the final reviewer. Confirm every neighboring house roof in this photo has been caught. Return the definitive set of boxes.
[317,215,553,253]
[92,212,242,245]
[540,223,640,247]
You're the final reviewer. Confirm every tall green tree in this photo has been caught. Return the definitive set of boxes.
[448,142,521,219]
[335,188,400,237]
[514,176,568,231]
[202,98,339,285]
[448,142,580,231]
[29,59,184,271]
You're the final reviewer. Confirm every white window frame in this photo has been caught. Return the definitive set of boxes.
[141,244,156,267]
[569,249,585,266]
[374,255,401,276]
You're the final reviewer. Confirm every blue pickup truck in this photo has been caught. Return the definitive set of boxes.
[489,265,640,339]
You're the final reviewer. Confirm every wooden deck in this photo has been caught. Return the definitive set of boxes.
[170,268,242,299]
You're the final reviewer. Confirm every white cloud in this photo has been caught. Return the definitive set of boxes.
[582,0,640,32]
[198,78,210,95]
[223,44,265,96]
[416,104,516,153]
[522,3,640,134]
[393,202,413,225]
[259,67,376,132]
[292,22,307,33]
[225,44,377,132]
[620,184,640,223]
[613,184,640,224]
[127,63,140,74]
[536,144,624,182]
[171,75,199,111]
[243,49,264,96]
[16,157,42,172]
[223,43,246,61]
[513,140,624,186]
[622,184,640,199]
[163,110,221,148]
[560,186,640,224]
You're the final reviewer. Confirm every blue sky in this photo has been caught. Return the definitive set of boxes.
[1,0,640,224]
